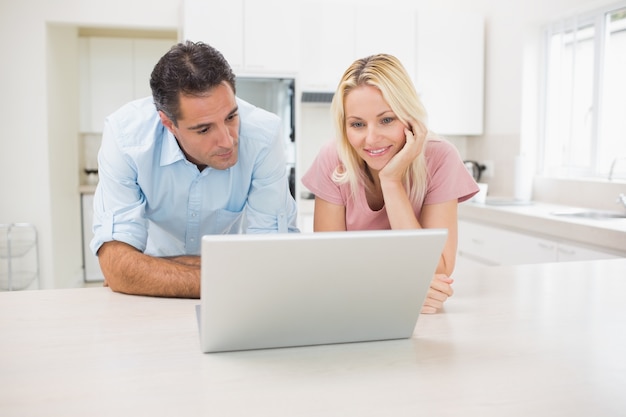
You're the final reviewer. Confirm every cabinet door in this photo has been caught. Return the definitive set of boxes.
[455,252,494,268]
[299,1,356,91]
[415,12,484,135]
[80,37,176,134]
[458,220,557,265]
[182,0,244,71]
[355,8,416,83]
[457,220,500,265]
[133,39,175,99]
[557,242,620,262]
[88,37,134,132]
[458,220,623,266]
[495,231,556,265]
[244,0,299,74]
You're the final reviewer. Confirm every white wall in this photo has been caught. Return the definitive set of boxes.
[47,24,82,288]
[0,0,179,289]
[0,0,619,289]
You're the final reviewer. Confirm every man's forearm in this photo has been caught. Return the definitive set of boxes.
[98,241,201,298]
[165,255,201,267]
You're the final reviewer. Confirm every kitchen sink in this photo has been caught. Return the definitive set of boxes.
[550,210,626,220]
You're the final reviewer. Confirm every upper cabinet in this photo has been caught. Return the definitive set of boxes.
[180,0,485,136]
[415,12,485,136]
[354,8,416,85]
[79,36,174,133]
[296,3,484,135]
[79,37,133,133]
[298,3,416,93]
[298,2,355,92]
[181,0,244,70]
[243,0,300,74]
[181,0,299,75]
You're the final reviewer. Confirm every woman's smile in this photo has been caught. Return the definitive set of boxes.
[364,145,393,157]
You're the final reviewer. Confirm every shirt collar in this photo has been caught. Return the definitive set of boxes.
[160,129,186,167]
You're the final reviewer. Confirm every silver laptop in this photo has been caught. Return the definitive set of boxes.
[198,229,447,353]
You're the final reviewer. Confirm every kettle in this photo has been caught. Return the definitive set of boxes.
[463,160,486,182]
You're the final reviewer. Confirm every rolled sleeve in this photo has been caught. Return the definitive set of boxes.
[90,194,148,255]
[90,107,151,255]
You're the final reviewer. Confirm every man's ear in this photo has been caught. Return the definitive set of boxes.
[158,110,175,134]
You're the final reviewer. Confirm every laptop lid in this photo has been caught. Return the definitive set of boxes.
[199,229,447,353]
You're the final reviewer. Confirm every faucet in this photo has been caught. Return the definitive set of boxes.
[608,157,626,181]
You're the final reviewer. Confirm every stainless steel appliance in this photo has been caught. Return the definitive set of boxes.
[236,77,296,197]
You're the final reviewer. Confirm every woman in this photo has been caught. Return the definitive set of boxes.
[301,54,478,313]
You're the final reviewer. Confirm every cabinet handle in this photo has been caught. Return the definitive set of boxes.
[471,238,484,245]
[538,242,555,251]
[558,247,575,256]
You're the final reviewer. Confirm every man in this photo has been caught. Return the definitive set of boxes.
[91,41,299,298]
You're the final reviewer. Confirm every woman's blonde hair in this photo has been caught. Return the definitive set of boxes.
[330,54,430,205]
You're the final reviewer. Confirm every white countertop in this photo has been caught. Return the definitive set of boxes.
[1,258,625,416]
[459,200,626,254]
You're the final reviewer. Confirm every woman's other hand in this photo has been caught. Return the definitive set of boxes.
[421,273,454,314]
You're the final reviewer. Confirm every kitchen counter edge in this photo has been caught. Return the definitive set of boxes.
[459,201,626,255]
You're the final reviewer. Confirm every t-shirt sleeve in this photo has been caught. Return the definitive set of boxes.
[301,141,345,206]
[424,138,480,205]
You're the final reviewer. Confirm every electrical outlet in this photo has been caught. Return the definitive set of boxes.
[482,160,494,179]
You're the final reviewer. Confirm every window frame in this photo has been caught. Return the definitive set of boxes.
[539,2,626,180]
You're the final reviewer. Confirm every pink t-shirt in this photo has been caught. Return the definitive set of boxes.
[301,137,479,230]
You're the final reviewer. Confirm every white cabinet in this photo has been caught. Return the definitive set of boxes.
[415,12,485,136]
[297,5,484,135]
[80,37,133,133]
[299,2,416,92]
[457,220,620,266]
[298,2,355,92]
[79,37,174,133]
[133,39,173,98]
[354,8,416,84]
[182,0,243,70]
[243,0,300,74]
[81,194,104,283]
[180,1,485,135]
[182,0,299,75]
[556,242,620,262]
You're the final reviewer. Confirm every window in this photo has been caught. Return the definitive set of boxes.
[541,3,626,179]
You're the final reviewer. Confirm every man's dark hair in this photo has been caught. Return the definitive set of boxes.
[150,40,236,126]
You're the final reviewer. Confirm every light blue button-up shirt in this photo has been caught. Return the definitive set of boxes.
[91,96,299,257]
